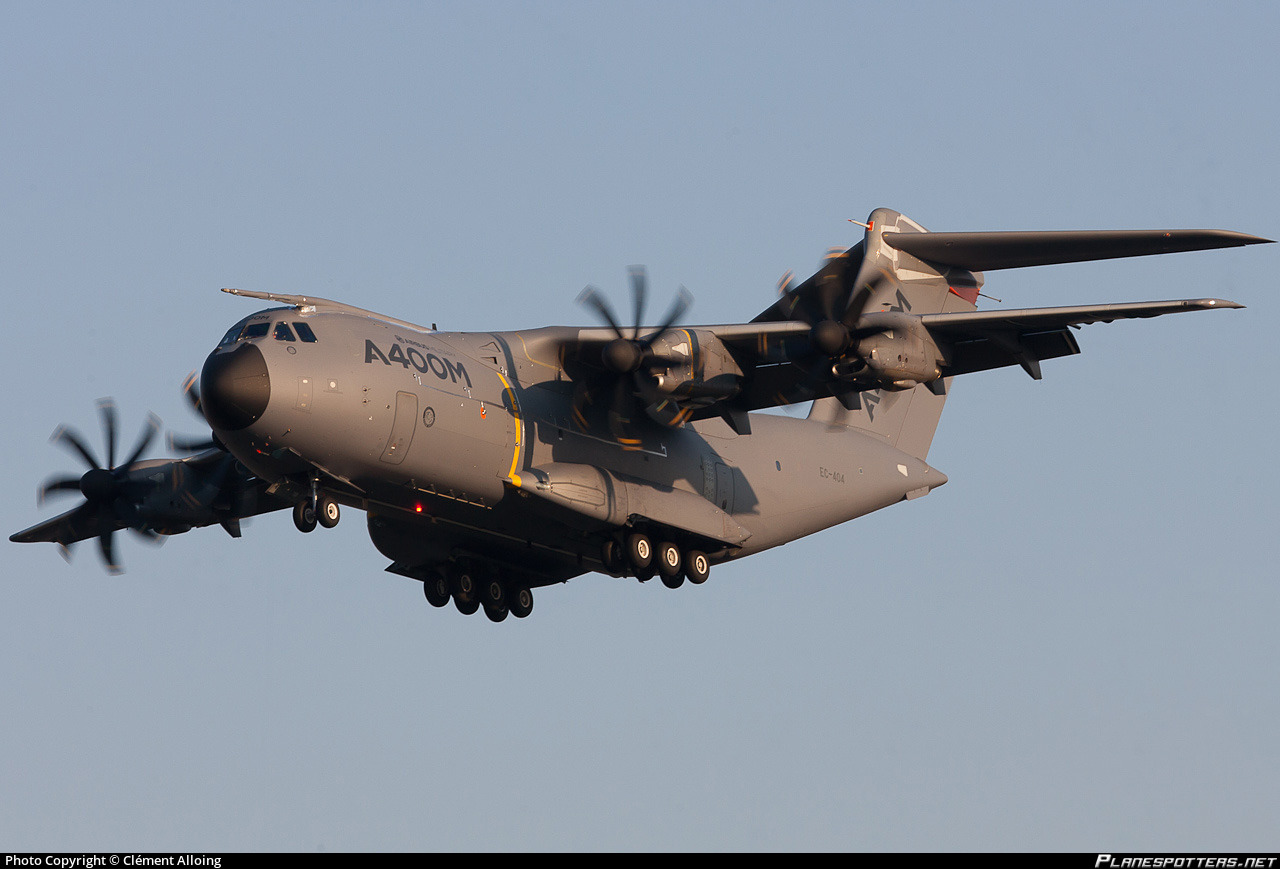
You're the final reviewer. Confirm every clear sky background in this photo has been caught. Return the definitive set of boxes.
[3,0,1277,852]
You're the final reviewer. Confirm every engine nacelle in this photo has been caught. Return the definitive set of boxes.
[639,329,744,425]
[842,313,945,390]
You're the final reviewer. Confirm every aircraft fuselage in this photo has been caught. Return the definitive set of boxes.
[202,307,946,587]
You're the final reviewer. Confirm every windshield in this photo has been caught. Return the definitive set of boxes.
[217,317,271,347]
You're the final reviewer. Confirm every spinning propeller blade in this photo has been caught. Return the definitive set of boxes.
[34,401,163,574]
[572,267,694,441]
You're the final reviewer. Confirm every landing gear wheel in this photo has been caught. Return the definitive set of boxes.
[292,501,317,533]
[601,539,626,574]
[626,532,653,572]
[684,550,710,585]
[509,586,533,619]
[317,496,340,528]
[423,570,450,607]
[481,577,506,609]
[449,565,476,599]
[454,595,479,615]
[483,602,509,622]
[661,571,685,589]
[656,541,682,578]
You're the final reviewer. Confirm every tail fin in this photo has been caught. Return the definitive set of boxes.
[809,381,951,461]
[807,208,975,460]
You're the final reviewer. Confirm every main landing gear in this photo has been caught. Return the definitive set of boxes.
[421,562,534,623]
[603,530,711,589]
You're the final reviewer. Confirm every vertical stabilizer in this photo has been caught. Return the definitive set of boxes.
[808,380,951,461]
[806,208,978,460]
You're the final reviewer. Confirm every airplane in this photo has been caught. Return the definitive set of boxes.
[10,208,1271,622]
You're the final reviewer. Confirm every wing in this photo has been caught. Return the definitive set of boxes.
[10,450,290,568]
[557,216,1267,435]
[11,500,116,546]
[687,297,1243,412]
[559,299,1249,428]
[920,297,1243,380]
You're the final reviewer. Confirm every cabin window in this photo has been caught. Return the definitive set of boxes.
[293,322,318,343]
[274,322,296,341]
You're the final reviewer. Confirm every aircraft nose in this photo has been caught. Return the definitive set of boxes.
[201,342,270,431]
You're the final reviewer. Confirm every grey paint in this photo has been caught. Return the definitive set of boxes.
[11,210,1268,618]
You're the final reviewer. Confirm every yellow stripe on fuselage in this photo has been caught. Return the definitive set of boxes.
[495,370,524,487]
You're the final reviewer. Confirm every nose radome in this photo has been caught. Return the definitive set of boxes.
[201,343,270,431]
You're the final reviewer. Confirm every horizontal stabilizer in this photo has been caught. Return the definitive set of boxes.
[884,229,1272,271]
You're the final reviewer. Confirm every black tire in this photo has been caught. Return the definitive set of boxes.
[481,577,505,608]
[450,566,476,598]
[423,570,450,607]
[509,586,533,618]
[601,539,625,573]
[626,532,653,571]
[684,550,710,585]
[317,496,340,528]
[483,602,509,622]
[656,541,682,578]
[454,595,479,615]
[292,501,317,533]
[661,571,685,589]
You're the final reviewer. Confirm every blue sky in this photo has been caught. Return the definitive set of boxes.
[3,1,1277,851]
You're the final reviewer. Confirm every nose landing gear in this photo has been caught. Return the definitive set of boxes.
[292,500,317,533]
[292,495,339,532]
[293,476,340,533]
[318,496,340,528]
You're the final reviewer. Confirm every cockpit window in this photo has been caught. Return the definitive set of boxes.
[240,322,270,341]
[217,316,301,349]
[218,321,267,347]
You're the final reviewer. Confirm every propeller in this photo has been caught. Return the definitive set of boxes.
[766,233,902,409]
[166,371,221,454]
[175,371,254,529]
[574,266,693,442]
[38,399,161,574]
[804,248,880,357]
[578,266,692,373]
[167,373,245,535]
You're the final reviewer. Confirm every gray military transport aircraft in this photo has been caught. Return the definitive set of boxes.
[11,208,1271,621]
